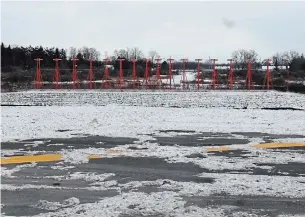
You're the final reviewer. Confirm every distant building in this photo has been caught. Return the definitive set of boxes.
[105,65,114,70]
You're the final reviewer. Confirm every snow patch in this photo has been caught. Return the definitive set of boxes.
[1,163,37,178]
[33,197,80,211]
[28,191,237,217]
[2,92,305,142]
[68,172,115,182]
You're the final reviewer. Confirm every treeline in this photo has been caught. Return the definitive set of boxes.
[1,43,305,76]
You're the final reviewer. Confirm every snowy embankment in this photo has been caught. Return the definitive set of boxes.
[1,104,305,142]
[2,90,305,109]
[1,90,305,142]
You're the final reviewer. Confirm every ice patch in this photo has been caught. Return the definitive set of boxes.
[196,173,305,198]
[1,149,24,157]
[46,143,65,147]
[118,173,305,198]
[59,147,129,164]
[1,184,63,191]
[25,190,271,217]
[60,149,91,164]
[68,172,115,182]
[28,191,237,217]
[33,197,80,211]
[271,138,305,143]
[50,165,75,170]
[277,215,305,217]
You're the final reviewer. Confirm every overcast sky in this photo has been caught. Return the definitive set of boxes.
[1,0,305,62]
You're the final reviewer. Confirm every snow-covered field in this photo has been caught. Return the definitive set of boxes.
[2,90,305,109]
[2,103,305,142]
[1,90,305,217]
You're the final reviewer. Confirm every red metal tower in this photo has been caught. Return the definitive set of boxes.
[264,59,272,90]
[71,58,79,89]
[117,59,125,89]
[88,59,94,89]
[180,58,188,90]
[34,58,43,89]
[211,58,218,89]
[131,59,137,89]
[167,58,174,89]
[227,59,233,89]
[155,58,162,88]
[195,59,202,90]
[103,58,110,89]
[245,59,252,90]
[53,58,62,89]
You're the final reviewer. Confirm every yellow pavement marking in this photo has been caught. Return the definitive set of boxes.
[0,154,63,165]
[87,155,103,159]
[204,146,232,153]
[1,149,128,165]
[204,142,305,153]
[251,142,305,149]
[2,143,304,165]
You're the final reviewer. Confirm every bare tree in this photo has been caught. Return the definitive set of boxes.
[282,50,300,65]
[88,47,100,60]
[113,49,128,59]
[68,47,77,59]
[272,52,282,70]
[272,52,282,64]
[272,51,300,70]
[113,49,119,58]
[129,47,144,60]
[148,50,160,64]
[81,46,90,60]
[232,49,258,69]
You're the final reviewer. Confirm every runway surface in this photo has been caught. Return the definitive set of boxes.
[1,90,305,217]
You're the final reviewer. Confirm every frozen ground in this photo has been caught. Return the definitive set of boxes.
[2,90,305,109]
[1,90,305,217]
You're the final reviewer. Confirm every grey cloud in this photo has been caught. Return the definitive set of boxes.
[222,18,236,29]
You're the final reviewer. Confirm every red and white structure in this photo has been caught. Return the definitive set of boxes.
[246,59,253,90]
[71,58,79,89]
[167,58,174,89]
[180,58,188,90]
[34,58,43,89]
[31,56,283,91]
[53,58,62,89]
[227,59,233,89]
[211,58,218,89]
